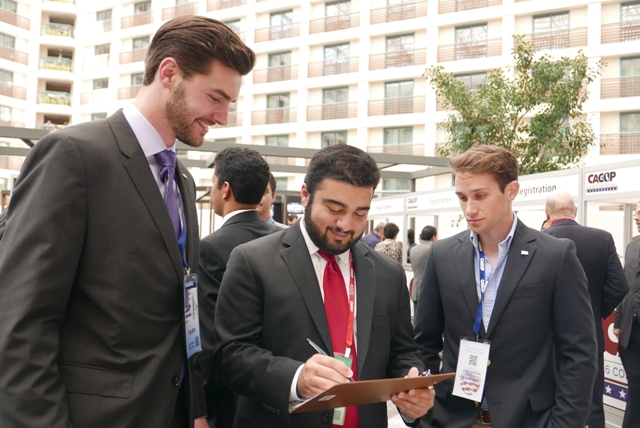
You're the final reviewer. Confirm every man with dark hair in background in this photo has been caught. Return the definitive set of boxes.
[257,172,287,229]
[544,191,627,428]
[0,15,255,428]
[198,147,281,428]
[214,144,434,428]
[410,226,437,313]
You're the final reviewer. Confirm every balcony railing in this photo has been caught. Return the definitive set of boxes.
[162,2,198,21]
[42,0,75,3]
[439,0,501,14]
[252,107,297,125]
[38,90,72,106]
[309,58,359,77]
[0,120,24,127]
[120,49,146,65]
[253,65,299,84]
[438,38,501,62]
[255,23,300,42]
[207,0,246,11]
[40,56,73,72]
[307,102,357,121]
[225,112,242,127]
[600,133,640,155]
[522,27,587,51]
[368,96,426,116]
[80,89,110,105]
[601,77,640,99]
[309,12,360,34]
[602,21,640,44]
[0,45,28,65]
[99,20,112,33]
[83,54,110,71]
[0,82,27,100]
[371,1,427,24]
[121,11,153,29]
[0,9,30,29]
[264,156,299,166]
[41,22,74,37]
[369,49,426,70]
[118,85,142,101]
[367,144,425,156]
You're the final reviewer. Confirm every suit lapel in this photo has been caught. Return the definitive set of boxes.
[485,221,536,338]
[453,234,480,323]
[352,243,375,375]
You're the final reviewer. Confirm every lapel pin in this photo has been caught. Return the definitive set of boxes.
[182,173,187,179]
[521,250,529,256]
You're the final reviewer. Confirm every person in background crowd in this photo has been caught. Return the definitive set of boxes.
[287,213,299,226]
[409,225,437,314]
[0,15,255,428]
[414,145,597,428]
[257,172,287,229]
[614,201,640,428]
[374,222,403,264]
[407,228,417,263]
[540,219,550,230]
[544,191,628,428]
[362,222,385,248]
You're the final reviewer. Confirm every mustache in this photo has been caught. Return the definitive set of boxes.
[326,226,355,237]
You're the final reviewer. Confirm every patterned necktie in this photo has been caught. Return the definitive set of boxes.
[317,250,360,428]
[154,150,180,240]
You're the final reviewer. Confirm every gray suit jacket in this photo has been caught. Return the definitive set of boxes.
[615,238,640,348]
[415,220,597,428]
[213,223,424,428]
[0,111,206,427]
[410,241,432,302]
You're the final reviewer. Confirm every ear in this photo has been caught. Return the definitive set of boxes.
[545,210,550,221]
[157,58,181,89]
[301,184,310,207]
[574,205,578,216]
[221,182,232,200]
[505,181,519,201]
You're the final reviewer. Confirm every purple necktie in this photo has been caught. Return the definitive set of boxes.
[154,150,181,240]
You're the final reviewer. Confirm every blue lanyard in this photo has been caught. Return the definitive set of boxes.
[175,184,189,272]
[473,241,488,339]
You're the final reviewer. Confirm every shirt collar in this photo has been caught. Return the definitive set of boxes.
[469,213,518,252]
[220,209,256,227]
[122,103,176,156]
[300,219,350,265]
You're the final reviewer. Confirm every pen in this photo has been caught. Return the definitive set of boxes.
[306,338,355,382]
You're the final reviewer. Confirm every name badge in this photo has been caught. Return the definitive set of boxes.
[452,337,490,402]
[183,273,202,358]
[332,353,352,425]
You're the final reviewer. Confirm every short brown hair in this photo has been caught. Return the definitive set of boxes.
[449,145,518,192]
[144,16,256,85]
[268,172,276,194]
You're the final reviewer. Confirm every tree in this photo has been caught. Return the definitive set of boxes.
[425,35,602,175]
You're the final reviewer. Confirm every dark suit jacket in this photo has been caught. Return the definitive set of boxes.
[415,220,597,428]
[615,238,640,348]
[0,111,206,427]
[213,223,424,428]
[545,219,628,352]
[409,241,432,303]
[198,210,281,427]
[0,208,6,242]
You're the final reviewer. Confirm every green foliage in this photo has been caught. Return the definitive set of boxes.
[425,35,602,175]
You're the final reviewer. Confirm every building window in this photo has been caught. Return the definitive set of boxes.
[265,135,289,146]
[133,36,150,50]
[622,57,640,76]
[267,93,290,109]
[385,80,413,98]
[454,72,487,92]
[321,131,347,147]
[386,34,415,52]
[269,51,291,67]
[621,112,640,133]
[93,78,109,90]
[323,87,348,104]
[134,1,151,14]
[384,127,413,145]
[0,0,17,13]
[214,138,236,144]
[270,10,293,39]
[275,177,288,191]
[382,178,411,192]
[131,73,144,86]
[95,43,110,55]
[0,33,15,49]
[0,69,12,83]
[326,0,350,16]
[533,12,569,33]
[0,105,11,123]
[91,113,108,121]
[266,93,290,123]
[97,9,112,21]
[224,20,241,33]
[324,43,350,74]
[622,2,640,22]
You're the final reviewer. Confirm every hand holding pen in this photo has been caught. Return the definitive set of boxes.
[307,339,355,382]
[296,339,355,399]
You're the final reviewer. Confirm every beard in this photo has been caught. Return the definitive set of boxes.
[165,81,204,148]
[304,197,363,255]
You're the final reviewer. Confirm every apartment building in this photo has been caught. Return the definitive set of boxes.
[0,0,640,197]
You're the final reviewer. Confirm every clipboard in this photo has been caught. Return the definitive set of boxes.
[291,372,454,413]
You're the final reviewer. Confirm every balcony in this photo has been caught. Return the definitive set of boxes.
[163,2,198,21]
[309,12,360,34]
[38,90,72,107]
[522,27,587,51]
[600,133,640,154]
[369,49,426,70]
[367,144,425,156]
[368,96,426,116]
[0,8,30,30]
[0,82,27,100]
[602,21,640,44]
[0,45,28,65]
[601,77,640,99]
[80,89,110,105]
[438,39,501,62]
[253,65,299,84]
[307,102,357,121]
[439,0,501,14]
[42,0,75,3]
[121,11,153,29]
[255,23,300,42]
[225,112,242,127]
[207,0,246,10]
[120,49,146,65]
[118,86,142,101]
[40,56,73,72]
[83,54,110,71]
[99,20,112,33]
[41,22,74,38]
[0,120,24,127]
[252,108,297,125]
[371,1,427,24]
[309,58,359,77]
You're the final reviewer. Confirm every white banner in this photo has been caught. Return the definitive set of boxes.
[517,174,580,202]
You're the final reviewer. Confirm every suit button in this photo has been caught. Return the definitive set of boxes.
[173,376,181,387]
[322,413,330,424]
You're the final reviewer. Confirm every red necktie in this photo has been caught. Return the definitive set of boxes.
[317,251,360,428]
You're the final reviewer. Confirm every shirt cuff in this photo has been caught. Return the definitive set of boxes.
[288,364,305,413]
